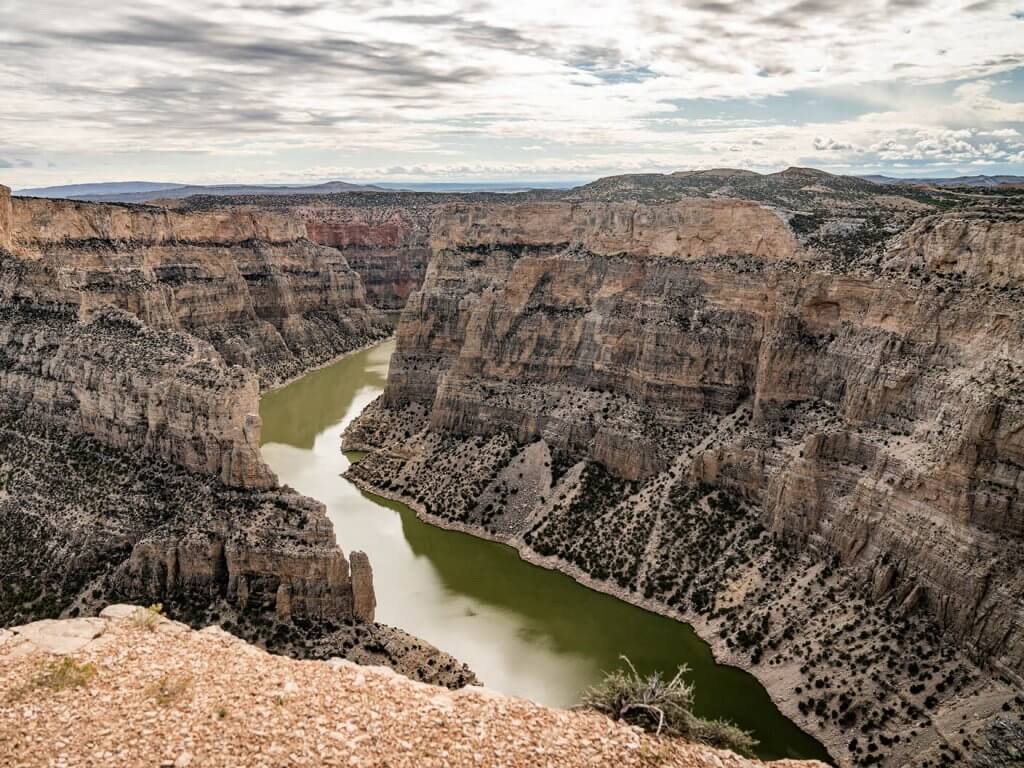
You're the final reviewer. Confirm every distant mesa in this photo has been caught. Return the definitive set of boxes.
[671,168,761,179]
[861,173,1024,188]
[14,179,387,204]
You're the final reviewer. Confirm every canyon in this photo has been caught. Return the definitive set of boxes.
[0,184,471,687]
[3,171,1023,766]
[341,175,1024,766]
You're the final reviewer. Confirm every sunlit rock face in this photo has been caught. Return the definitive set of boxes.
[362,198,1024,682]
[5,194,390,389]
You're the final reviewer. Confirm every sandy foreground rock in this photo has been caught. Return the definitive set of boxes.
[0,607,825,768]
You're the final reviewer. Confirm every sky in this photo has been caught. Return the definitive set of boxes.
[1,0,1023,188]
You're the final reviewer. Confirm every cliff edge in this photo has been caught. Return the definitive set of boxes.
[0,607,826,768]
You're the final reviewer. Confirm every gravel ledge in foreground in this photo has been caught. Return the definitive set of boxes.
[0,607,828,768]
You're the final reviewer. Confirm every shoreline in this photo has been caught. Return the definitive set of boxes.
[340,461,840,764]
[260,331,395,395]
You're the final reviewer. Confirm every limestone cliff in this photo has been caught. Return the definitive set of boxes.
[0,291,370,621]
[345,196,1024,766]
[883,209,1024,286]
[6,189,390,389]
[170,192,458,311]
[299,202,434,310]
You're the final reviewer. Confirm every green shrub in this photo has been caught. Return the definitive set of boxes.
[133,602,164,631]
[581,656,758,757]
[33,656,97,692]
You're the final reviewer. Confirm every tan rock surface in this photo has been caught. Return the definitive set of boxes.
[432,201,799,261]
[0,184,12,251]
[346,197,1024,766]
[4,195,390,389]
[884,209,1024,286]
[0,610,825,768]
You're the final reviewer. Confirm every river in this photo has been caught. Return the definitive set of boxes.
[259,338,832,763]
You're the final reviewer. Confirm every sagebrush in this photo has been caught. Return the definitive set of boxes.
[581,656,758,757]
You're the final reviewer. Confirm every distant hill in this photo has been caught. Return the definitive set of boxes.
[14,180,385,203]
[15,181,183,198]
[375,181,577,193]
[559,166,897,207]
[861,174,1024,188]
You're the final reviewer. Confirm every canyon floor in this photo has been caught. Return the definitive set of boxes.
[0,607,826,768]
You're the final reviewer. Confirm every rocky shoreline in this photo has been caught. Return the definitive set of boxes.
[342,422,1019,768]
[340,454,838,754]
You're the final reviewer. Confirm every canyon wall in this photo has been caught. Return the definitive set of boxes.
[6,190,390,389]
[378,201,1024,664]
[1,185,474,687]
[299,202,434,310]
[346,197,1024,766]
[169,193,455,311]
[0,185,11,251]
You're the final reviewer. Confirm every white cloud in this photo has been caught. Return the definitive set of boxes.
[1,0,1022,184]
[813,136,857,151]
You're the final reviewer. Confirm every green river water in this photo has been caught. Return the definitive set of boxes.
[259,339,832,763]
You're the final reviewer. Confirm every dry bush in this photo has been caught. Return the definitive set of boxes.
[581,656,758,757]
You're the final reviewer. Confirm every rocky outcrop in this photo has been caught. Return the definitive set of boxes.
[0,300,274,489]
[6,195,390,389]
[383,201,800,480]
[431,200,799,260]
[0,185,12,251]
[883,209,1024,286]
[170,193,455,311]
[0,294,369,620]
[0,608,822,768]
[345,196,1024,766]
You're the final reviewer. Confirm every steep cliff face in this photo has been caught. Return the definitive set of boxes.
[0,185,12,251]
[0,301,274,489]
[883,209,1024,286]
[385,201,800,479]
[6,194,390,389]
[171,192,457,311]
[345,197,1024,766]
[1,188,473,687]
[300,203,434,310]
[0,293,367,620]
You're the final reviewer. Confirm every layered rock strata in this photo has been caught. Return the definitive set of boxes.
[300,203,434,310]
[170,192,461,311]
[5,188,390,389]
[0,185,471,687]
[345,198,1024,766]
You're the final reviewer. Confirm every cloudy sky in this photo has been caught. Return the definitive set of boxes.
[2,0,1023,187]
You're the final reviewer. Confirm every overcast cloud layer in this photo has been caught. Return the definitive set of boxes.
[1,0,1023,186]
